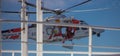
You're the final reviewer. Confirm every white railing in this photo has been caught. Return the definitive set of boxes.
[1,50,120,56]
[0,20,120,56]
[0,0,120,56]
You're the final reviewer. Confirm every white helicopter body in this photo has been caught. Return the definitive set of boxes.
[1,15,104,43]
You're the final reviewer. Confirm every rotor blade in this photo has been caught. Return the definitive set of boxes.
[19,1,55,12]
[26,11,52,14]
[63,0,92,12]
[26,2,55,12]
[42,7,55,12]
[67,8,109,13]
[26,11,53,14]
[1,11,20,13]
[18,0,36,7]
[1,11,52,14]
[25,2,36,7]
[43,11,53,14]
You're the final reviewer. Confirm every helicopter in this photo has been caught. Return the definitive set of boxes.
[1,0,105,47]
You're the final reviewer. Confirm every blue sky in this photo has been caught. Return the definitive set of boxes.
[1,0,120,56]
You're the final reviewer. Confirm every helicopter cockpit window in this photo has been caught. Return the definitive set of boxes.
[63,20,72,23]
[80,20,88,30]
[81,28,88,30]
[80,20,88,25]
[52,15,66,19]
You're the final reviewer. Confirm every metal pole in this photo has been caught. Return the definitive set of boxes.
[0,0,2,55]
[88,27,92,56]
[21,0,28,56]
[0,17,1,56]
[12,52,15,56]
[71,53,74,56]
[36,0,43,56]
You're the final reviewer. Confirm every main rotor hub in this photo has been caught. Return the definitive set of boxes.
[54,9,63,15]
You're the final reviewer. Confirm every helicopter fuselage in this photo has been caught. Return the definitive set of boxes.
[1,16,104,43]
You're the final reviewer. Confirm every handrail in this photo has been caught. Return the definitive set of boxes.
[0,20,120,30]
[1,50,120,55]
[1,19,120,56]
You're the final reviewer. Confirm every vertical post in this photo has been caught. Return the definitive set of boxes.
[0,0,2,55]
[88,27,92,56]
[71,53,74,56]
[36,0,43,56]
[12,52,15,56]
[0,21,2,56]
[21,0,28,56]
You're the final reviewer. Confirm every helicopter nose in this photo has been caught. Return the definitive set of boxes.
[92,29,105,37]
[93,29,105,34]
[99,29,105,33]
